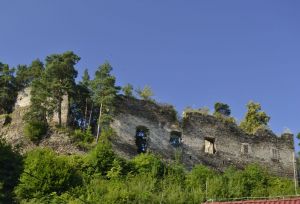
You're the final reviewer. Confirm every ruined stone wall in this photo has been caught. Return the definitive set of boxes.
[15,87,31,108]
[14,87,69,125]
[182,112,294,178]
[111,97,295,178]
[1,87,81,155]
[111,96,181,160]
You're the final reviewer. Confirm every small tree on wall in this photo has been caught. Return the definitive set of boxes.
[240,101,270,134]
[136,85,154,101]
[122,83,134,97]
[214,102,231,116]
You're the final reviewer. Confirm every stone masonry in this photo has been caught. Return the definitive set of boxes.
[111,96,295,178]
[4,89,296,178]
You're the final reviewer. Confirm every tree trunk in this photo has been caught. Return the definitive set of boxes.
[96,103,103,143]
[58,99,62,126]
[88,103,93,127]
[84,98,88,129]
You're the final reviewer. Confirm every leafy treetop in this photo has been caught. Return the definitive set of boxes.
[240,101,270,134]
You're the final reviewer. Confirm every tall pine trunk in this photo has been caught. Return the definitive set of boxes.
[58,98,62,126]
[88,103,93,127]
[96,103,103,143]
[84,98,88,129]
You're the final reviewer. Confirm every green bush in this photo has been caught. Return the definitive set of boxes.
[131,153,165,178]
[85,141,116,177]
[24,121,48,142]
[14,148,81,201]
[73,127,94,143]
[0,138,23,203]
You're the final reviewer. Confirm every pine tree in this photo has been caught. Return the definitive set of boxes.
[214,102,231,116]
[91,62,119,142]
[122,83,134,97]
[15,59,44,89]
[0,63,17,114]
[44,51,80,126]
[71,69,92,129]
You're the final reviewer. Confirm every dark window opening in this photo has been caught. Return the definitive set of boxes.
[135,126,149,153]
[204,137,216,154]
[170,131,182,147]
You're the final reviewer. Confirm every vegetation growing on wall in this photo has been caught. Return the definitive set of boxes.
[0,51,296,203]
[240,101,270,134]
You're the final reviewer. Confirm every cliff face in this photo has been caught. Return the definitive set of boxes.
[111,96,295,178]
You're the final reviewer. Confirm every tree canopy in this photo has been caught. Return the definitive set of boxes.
[240,101,270,134]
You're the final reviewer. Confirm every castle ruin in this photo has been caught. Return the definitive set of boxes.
[2,89,296,178]
[111,96,295,178]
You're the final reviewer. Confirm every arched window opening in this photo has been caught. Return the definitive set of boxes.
[135,126,149,153]
[170,131,182,147]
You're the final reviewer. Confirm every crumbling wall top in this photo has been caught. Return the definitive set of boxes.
[183,111,294,148]
[115,95,178,126]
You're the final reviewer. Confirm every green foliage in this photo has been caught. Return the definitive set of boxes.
[122,83,134,97]
[136,85,154,101]
[24,74,52,125]
[14,148,81,201]
[214,102,231,116]
[44,51,80,126]
[81,68,90,87]
[69,68,92,129]
[186,165,216,191]
[240,101,271,134]
[214,112,236,125]
[183,106,210,116]
[0,138,23,203]
[72,127,94,143]
[2,143,295,203]
[85,141,116,176]
[15,59,44,89]
[106,159,124,179]
[0,62,17,114]
[24,121,48,142]
[131,153,165,177]
[91,62,120,141]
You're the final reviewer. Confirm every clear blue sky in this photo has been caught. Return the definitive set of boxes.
[1,1,299,149]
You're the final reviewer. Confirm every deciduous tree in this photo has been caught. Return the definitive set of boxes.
[136,85,153,101]
[240,101,270,134]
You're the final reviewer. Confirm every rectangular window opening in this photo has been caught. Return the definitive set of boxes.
[204,138,216,154]
[272,148,279,161]
[241,143,249,154]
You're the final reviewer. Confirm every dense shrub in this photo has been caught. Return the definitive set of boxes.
[131,153,165,178]
[14,148,81,201]
[85,141,116,177]
[5,134,296,204]
[0,138,23,203]
[24,121,48,142]
[72,128,94,143]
